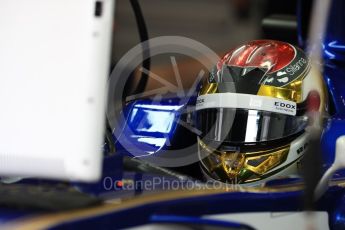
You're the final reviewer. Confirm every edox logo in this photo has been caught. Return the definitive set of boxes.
[274,101,296,109]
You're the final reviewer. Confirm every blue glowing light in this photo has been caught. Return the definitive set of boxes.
[324,49,336,58]
[328,41,345,49]
[129,109,176,134]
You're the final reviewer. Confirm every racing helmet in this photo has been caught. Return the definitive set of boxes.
[195,40,326,185]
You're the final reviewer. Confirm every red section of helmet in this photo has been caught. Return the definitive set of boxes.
[307,90,321,112]
[217,40,295,73]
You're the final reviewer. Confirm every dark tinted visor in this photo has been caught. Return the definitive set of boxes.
[196,108,308,144]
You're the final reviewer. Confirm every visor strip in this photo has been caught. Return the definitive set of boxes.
[196,93,297,116]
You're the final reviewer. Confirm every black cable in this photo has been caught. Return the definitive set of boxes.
[129,0,151,95]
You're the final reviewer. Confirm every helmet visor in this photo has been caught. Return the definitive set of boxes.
[196,108,308,144]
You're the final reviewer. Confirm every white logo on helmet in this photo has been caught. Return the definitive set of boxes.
[277,71,287,76]
[277,77,289,83]
[286,57,307,76]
